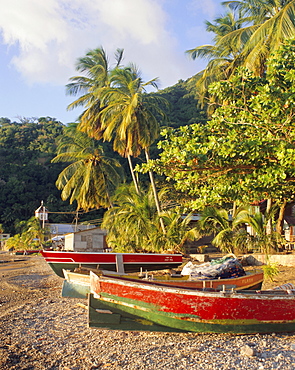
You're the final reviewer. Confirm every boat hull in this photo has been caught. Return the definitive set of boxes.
[102,270,264,291]
[41,250,182,277]
[89,272,295,334]
[61,269,91,298]
[63,269,263,298]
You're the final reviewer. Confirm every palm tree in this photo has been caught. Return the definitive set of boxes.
[198,205,285,254]
[99,66,169,231]
[235,206,285,254]
[223,0,295,75]
[52,124,124,211]
[13,217,48,249]
[5,234,26,251]
[186,10,245,104]
[66,47,124,139]
[197,206,252,253]
[101,183,199,253]
[187,0,295,104]
[101,183,160,252]
[150,211,200,254]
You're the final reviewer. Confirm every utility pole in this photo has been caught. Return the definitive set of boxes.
[35,201,48,228]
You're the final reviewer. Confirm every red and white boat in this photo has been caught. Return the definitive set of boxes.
[40,250,182,278]
[88,272,295,334]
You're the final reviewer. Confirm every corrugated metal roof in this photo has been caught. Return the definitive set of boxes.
[48,224,96,235]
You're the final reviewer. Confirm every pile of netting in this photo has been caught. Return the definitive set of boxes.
[181,255,246,280]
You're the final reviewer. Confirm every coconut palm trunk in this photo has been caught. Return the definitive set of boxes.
[145,149,165,233]
[127,154,140,194]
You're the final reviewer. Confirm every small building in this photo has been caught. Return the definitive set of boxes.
[64,227,107,252]
[48,223,97,250]
[48,223,96,238]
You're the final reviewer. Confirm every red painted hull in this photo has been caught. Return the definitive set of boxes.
[41,250,182,277]
[102,270,263,291]
[89,272,295,333]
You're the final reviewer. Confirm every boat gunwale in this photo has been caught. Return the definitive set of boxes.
[90,271,295,300]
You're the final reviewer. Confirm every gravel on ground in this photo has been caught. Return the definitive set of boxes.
[0,252,295,370]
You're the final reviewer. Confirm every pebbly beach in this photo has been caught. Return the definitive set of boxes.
[0,253,295,370]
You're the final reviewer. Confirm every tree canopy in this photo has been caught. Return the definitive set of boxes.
[141,40,295,213]
[52,123,124,210]
[187,0,295,104]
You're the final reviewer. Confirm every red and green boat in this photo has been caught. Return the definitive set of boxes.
[61,268,263,299]
[101,269,264,291]
[40,250,182,278]
[88,271,295,334]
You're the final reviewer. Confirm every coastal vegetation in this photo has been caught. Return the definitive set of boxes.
[187,0,295,106]
[2,1,295,255]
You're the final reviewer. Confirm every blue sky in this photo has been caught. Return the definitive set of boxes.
[0,0,224,124]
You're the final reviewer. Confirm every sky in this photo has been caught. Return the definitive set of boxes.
[0,0,225,124]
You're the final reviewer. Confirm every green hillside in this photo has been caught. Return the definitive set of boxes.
[0,78,205,234]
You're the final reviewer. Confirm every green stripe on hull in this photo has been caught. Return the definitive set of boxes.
[89,293,295,334]
[88,294,185,332]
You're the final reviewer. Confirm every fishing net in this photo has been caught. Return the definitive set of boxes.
[181,256,246,280]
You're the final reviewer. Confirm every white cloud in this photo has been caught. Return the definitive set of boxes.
[0,0,198,87]
[189,0,222,19]
[0,0,67,49]
[95,0,167,45]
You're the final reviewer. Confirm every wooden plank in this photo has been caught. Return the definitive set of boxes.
[115,254,125,274]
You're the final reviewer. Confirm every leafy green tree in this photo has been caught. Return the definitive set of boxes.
[0,117,77,233]
[52,124,124,211]
[142,40,295,236]
[153,79,208,128]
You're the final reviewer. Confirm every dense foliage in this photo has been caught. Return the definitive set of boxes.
[141,40,295,218]
[0,75,207,235]
[153,78,208,128]
[101,183,199,253]
[0,117,78,233]
[187,0,295,104]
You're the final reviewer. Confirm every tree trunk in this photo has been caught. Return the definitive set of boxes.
[266,198,272,235]
[276,199,287,235]
[232,201,237,217]
[127,154,140,194]
[145,150,166,234]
